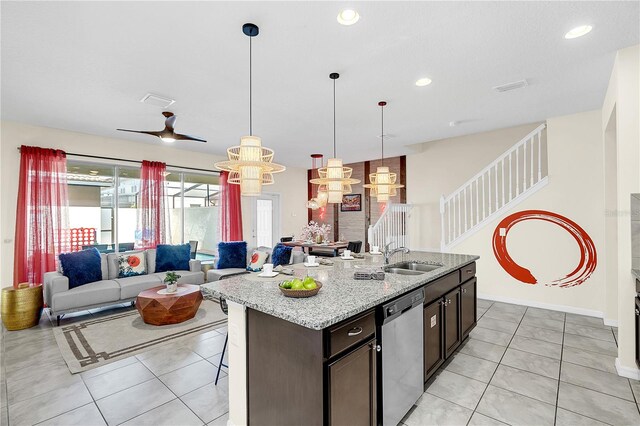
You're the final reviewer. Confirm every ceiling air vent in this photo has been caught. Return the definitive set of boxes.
[139,93,175,108]
[493,79,528,93]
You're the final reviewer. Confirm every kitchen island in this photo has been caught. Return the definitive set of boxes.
[201,251,478,426]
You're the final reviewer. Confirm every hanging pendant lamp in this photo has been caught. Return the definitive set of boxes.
[215,23,285,196]
[309,73,360,203]
[363,101,404,202]
[307,154,328,209]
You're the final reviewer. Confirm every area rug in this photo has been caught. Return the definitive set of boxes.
[53,299,226,373]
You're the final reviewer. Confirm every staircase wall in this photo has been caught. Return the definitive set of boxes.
[407,110,608,316]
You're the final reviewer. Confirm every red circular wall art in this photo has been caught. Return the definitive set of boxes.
[492,210,597,288]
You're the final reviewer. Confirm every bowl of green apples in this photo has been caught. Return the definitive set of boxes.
[279,276,322,298]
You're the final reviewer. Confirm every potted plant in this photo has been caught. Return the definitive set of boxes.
[163,271,181,293]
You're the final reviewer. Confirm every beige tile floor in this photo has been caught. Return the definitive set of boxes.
[2,300,640,425]
[1,304,229,426]
[401,300,640,426]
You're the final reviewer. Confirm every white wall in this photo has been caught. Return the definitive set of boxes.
[602,45,640,376]
[407,111,607,316]
[0,120,308,284]
[406,122,543,250]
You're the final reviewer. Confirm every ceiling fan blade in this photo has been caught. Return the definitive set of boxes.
[116,129,163,137]
[174,133,207,143]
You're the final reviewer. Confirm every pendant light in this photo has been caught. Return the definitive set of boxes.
[307,154,328,209]
[363,101,404,202]
[310,73,360,203]
[215,23,285,196]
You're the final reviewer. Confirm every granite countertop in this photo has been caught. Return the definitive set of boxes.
[632,269,640,280]
[200,251,479,330]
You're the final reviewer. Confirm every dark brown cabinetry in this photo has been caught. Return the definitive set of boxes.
[444,288,461,357]
[328,338,377,426]
[423,262,477,382]
[423,299,444,381]
[461,278,477,339]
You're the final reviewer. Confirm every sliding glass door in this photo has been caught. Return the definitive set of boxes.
[67,160,219,254]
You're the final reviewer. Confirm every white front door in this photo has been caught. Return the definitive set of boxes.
[251,194,280,248]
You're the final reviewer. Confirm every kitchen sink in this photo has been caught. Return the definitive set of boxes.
[391,262,443,273]
[384,268,426,276]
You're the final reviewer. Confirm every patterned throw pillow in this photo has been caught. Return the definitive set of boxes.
[117,252,147,278]
[247,250,269,272]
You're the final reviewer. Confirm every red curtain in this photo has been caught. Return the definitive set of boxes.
[137,161,169,249]
[220,171,243,241]
[14,145,70,287]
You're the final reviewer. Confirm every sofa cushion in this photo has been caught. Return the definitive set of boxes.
[58,248,103,289]
[155,244,191,272]
[271,243,293,267]
[117,252,147,278]
[100,254,108,280]
[217,241,247,269]
[247,250,269,272]
[51,279,120,312]
[152,271,204,286]
[115,274,163,300]
[146,249,156,273]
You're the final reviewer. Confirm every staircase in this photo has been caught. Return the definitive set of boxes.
[440,123,548,251]
[368,202,413,250]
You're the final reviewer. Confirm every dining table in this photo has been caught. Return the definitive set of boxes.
[281,240,349,257]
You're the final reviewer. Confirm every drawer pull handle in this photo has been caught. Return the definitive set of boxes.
[348,326,363,336]
[636,309,639,316]
[462,288,467,293]
[466,270,473,274]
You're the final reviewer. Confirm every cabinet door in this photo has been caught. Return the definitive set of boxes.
[444,288,461,358]
[461,278,477,339]
[635,298,640,368]
[328,338,377,426]
[424,299,444,382]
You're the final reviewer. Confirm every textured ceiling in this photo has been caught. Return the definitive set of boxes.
[2,1,638,166]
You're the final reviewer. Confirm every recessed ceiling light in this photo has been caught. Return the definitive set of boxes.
[337,9,359,25]
[415,77,432,87]
[565,25,592,39]
[160,137,175,143]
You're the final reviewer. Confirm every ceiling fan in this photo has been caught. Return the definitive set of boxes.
[117,112,206,143]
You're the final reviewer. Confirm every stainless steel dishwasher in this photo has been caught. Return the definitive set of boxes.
[379,288,424,426]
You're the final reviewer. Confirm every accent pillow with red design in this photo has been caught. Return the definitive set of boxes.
[247,250,269,272]
[117,252,147,278]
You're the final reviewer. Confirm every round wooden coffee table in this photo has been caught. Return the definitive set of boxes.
[136,284,203,326]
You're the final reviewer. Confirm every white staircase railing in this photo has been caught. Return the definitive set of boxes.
[440,123,548,250]
[368,202,413,250]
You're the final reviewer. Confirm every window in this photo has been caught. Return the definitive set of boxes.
[66,164,115,250]
[67,160,219,255]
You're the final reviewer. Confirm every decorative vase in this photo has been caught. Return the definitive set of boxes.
[166,282,178,293]
[315,234,323,244]
[1,283,44,330]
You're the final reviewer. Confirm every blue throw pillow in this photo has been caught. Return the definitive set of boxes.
[217,241,247,269]
[156,244,191,272]
[271,243,293,267]
[58,248,103,289]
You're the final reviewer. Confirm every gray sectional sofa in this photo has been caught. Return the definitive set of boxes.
[44,249,204,324]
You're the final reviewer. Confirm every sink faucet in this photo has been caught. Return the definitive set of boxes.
[383,242,410,265]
